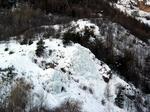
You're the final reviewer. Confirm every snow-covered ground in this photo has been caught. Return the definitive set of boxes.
[0,19,149,112]
[0,38,140,112]
[115,0,150,26]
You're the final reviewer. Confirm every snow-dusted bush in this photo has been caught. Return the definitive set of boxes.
[0,66,16,83]
[131,11,140,17]
[52,100,82,112]
[20,38,33,45]
[63,30,81,45]
[43,27,56,39]
[115,85,125,108]
[63,21,98,46]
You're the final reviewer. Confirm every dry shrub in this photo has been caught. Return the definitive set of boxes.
[52,100,82,112]
[7,79,31,112]
[29,100,82,112]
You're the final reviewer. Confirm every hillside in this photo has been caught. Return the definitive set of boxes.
[0,19,149,112]
[115,0,150,25]
[0,0,150,112]
[0,37,149,112]
[0,38,130,112]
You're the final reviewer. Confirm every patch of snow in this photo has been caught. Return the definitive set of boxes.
[71,20,100,36]
[0,38,141,112]
[115,0,150,26]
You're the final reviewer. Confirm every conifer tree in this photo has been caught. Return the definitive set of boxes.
[36,39,45,57]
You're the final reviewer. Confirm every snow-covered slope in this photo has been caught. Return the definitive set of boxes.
[115,0,150,26]
[0,19,149,112]
[0,38,142,112]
